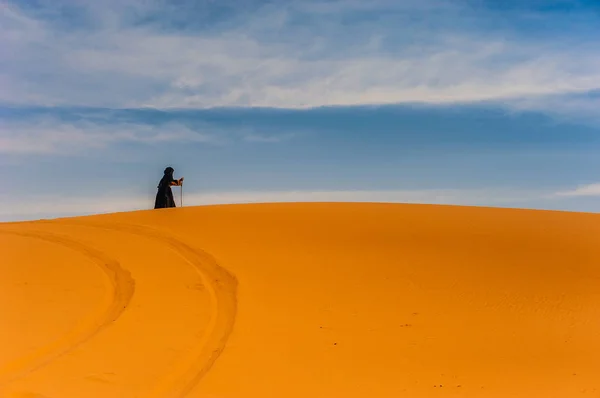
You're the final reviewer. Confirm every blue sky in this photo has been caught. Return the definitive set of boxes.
[1,0,600,221]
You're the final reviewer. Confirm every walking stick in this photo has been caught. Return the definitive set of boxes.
[180,180,184,207]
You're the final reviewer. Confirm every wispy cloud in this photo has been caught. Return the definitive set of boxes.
[0,113,298,154]
[553,183,600,197]
[0,117,222,154]
[507,91,600,125]
[243,132,296,143]
[2,0,600,115]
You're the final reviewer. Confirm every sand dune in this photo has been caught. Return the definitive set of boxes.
[1,202,599,397]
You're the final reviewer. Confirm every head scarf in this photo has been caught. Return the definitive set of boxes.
[159,166,175,188]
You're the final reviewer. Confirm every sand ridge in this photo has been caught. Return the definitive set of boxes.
[2,202,600,397]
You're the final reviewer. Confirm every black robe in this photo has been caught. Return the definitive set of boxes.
[154,171,178,209]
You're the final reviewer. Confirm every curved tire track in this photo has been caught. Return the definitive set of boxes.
[0,228,135,386]
[53,220,238,398]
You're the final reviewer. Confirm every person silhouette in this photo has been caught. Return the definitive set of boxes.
[154,166,183,209]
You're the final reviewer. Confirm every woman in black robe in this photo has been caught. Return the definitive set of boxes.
[154,166,184,209]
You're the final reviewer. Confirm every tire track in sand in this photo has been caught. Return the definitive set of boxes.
[0,228,135,386]
[53,220,238,398]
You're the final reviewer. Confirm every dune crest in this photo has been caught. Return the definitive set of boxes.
[1,203,599,397]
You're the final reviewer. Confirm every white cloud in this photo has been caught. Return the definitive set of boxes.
[243,132,296,143]
[553,183,600,197]
[1,0,600,113]
[0,114,298,154]
[506,93,600,125]
[0,117,223,154]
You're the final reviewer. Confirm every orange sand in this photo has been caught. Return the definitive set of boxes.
[1,202,599,398]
